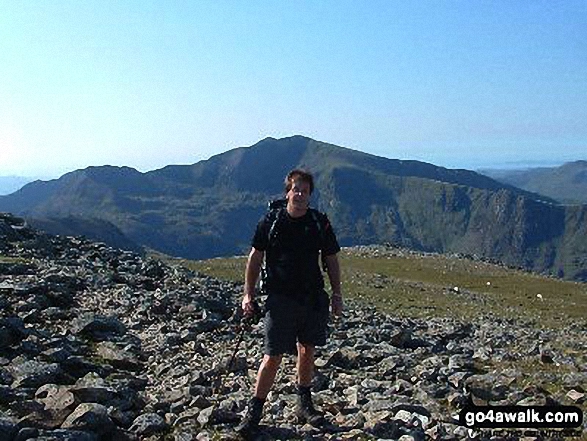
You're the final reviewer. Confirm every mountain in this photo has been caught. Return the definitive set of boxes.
[0,176,35,195]
[0,136,585,281]
[479,160,587,204]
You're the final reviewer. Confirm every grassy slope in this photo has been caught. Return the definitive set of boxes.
[173,247,587,330]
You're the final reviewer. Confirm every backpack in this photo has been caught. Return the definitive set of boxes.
[259,199,328,294]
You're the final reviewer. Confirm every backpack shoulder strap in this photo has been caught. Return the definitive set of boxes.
[308,208,330,272]
[308,208,326,246]
[267,204,287,247]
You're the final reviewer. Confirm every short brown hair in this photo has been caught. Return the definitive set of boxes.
[284,169,314,194]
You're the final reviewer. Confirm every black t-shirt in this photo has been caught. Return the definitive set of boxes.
[252,208,340,296]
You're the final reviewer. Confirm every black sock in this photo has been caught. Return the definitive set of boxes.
[251,396,265,409]
[297,385,311,395]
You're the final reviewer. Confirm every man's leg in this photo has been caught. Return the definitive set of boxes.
[296,342,315,386]
[295,343,324,425]
[255,354,282,398]
[237,354,282,436]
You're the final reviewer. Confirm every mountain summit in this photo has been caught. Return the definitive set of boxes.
[0,136,585,280]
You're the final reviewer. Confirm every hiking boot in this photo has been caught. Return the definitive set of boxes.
[236,397,264,439]
[295,385,325,426]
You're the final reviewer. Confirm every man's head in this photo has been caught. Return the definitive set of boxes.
[284,169,314,195]
[284,169,314,214]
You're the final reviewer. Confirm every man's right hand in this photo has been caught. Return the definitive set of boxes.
[242,247,264,319]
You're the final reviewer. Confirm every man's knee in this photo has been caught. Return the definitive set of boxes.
[297,343,315,358]
[260,354,282,371]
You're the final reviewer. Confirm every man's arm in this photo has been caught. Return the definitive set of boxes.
[324,253,343,316]
[242,247,264,317]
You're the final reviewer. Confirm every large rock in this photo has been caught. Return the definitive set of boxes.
[0,317,28,349]
[8,359,64,388]
[60,356,112,380]
[95,342,141,371]
[325,348,361,369]
[71,315,126,341]
[35,384,78,413]
[61,403,115,435]
[71,372,117,403]
[464,374,511,403]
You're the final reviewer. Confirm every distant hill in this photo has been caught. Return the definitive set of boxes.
[0,136,585,281]
[0,176,35,195]
[479,160,587,204]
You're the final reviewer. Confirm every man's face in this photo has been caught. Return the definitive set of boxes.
[286,179,311,210]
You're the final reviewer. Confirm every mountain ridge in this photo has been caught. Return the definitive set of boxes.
[480,160,587,204]
[0,136,585,280]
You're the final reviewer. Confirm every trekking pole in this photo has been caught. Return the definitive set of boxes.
[212,301,262,394]
[225,322,247,374]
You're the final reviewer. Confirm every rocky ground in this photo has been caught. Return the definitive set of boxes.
[0,213,585,440]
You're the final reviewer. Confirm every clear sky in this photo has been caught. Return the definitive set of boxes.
[1,0,585,178]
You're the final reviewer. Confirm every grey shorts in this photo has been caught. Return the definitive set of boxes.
[263,291,330,356]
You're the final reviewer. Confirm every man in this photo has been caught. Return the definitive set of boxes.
[237,169,343,437]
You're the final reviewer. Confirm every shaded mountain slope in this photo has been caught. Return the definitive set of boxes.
[27,216,142,254]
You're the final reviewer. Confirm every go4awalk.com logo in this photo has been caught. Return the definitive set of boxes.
[460,405,583,429]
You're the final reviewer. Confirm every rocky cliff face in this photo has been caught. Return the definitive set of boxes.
[0,214,585,440]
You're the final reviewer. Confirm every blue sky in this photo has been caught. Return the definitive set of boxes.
[1,1,585,178]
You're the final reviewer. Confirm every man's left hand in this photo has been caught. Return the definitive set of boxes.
[331,294,343,316]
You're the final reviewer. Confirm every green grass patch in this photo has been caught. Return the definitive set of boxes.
[341,250,587,329]
[179,255,247,282]
[166,248,587,331]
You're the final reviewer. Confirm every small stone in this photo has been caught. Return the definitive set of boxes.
[539,344,554,364]
[566,389,585,403]
[175,408,201,426]
[197,407,215,426]
[0,385,15,405]
[129,413,168,436]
